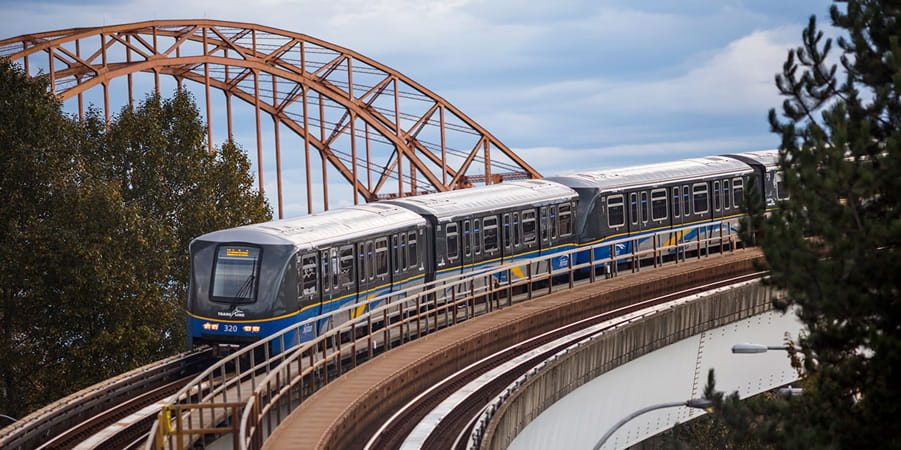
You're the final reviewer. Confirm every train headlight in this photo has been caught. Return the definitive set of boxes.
[202,322,219,331]
[243,325,261,333]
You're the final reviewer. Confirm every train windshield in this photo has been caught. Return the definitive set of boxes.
[211,245,262,303]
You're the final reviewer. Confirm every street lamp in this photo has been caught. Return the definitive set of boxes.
[592,398,712,450]
[731,343,801,354]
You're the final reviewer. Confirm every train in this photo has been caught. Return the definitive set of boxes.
[186,149,785,350]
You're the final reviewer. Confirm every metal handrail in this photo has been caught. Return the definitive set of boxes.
[149,219,741,449]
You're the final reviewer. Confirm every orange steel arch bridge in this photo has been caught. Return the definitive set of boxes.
[0,20,541,218]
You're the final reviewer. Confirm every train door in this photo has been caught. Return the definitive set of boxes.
[672,186,683,226]
[712,180,723,219]
[502,213,512,263]
[462,219,473,272]
[374,237,390,289]
[539,206,550,252]
[443,222,461,276]
[297,252,319,311]
[482,215,500,263]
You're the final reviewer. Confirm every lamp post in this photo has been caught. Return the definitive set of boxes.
[592,398,712,450]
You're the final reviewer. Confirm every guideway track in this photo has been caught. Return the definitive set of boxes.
[0,349,214,450]
[263,249,763,449]
[371,271,764,449]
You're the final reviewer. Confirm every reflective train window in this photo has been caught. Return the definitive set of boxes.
[366,241,375,280]
[776,171,789,199]
[484,217,498,252]
[550,206,558,240]
[331,249,339,288]
[724,179,732,209]
[408,231,418,268]
[673,187,681,218]
[211,246,261,303]
[339,246,354,288]
[630,193,638,225]
[320,250,331,293]
[607,195,625,228]
[463,221,472,256]
[693,183,709,214]
[446,223,459,260]
[400,233,408,269]
[733,178,744,207]
[513,212,521,247]
[299,254,317,296]
[540,207,549,242]
[375,239,388,276]
[714,181,721,211]
[473,219,481,255]
[522,211,537,244]
[503,214,512,249]
[559,203,573,236]
[651,189,667,221]
[641,191,649,223]
[682,184,690,217]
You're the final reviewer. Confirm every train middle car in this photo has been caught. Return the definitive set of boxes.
[186,150,783,350]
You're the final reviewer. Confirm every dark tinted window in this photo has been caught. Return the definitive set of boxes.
[212,246,261,303]
[608,196,624,227]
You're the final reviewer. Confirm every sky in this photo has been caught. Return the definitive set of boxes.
[0,0,840,215]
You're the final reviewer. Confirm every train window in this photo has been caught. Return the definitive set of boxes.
[714,181,721,211]
[724,180,731,209]
[522,211,537,244]
[550,206,558,240]
[559,203,573,236]
[484,217,498,252]
[673,187,681,218]
[474,219,482,255]
[400,234,408,270]
[408,231,418,269]
[513,212,521,247]
[776,172,788,199]
[211,246,261,303]
[299,254,317,296]
[321,250,331,292]
[366,241,374,280]
[463,221,472,256]
[693,183,709,214]
[503,214,512,249]
[331,248,340,289]
[446,224,459,260]
[375,239,388,276]
[641,192,649,223]
[392,235,400,273]
[733,178,744,207]
[630,193,638,225]
[358,246,367,284]
[540,207,549,242]
[339,246,354,288]
[607,195,625,227]
[651,189,667,221]
[682,185,690,217]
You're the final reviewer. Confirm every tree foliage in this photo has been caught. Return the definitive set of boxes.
[676,1,901,448]
[0,60,271,418]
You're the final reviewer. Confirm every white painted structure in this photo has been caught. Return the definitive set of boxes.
[508,307,803,450]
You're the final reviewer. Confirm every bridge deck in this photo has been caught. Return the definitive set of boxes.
[263,249,763,449]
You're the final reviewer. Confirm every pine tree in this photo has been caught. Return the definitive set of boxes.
[0,62,271,418]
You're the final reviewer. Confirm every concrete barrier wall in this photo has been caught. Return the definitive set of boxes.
[481,281,781,450]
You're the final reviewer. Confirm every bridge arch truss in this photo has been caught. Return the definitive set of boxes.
[0,20,540,217]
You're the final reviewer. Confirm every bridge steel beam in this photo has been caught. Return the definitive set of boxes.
[0,20,541,217]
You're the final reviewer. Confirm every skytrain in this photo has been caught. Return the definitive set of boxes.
[186,150,783,349]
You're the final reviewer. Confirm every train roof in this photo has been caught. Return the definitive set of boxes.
[193,203,426,249]
[725,149,780,170]
[546,155,753,191]
[385,179,577,221]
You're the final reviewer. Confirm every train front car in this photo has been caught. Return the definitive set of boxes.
[187,228,298,350]
[187,203,428,352]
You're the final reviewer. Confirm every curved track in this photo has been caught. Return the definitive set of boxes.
[0,349,214,450]
[366,272,763,449]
